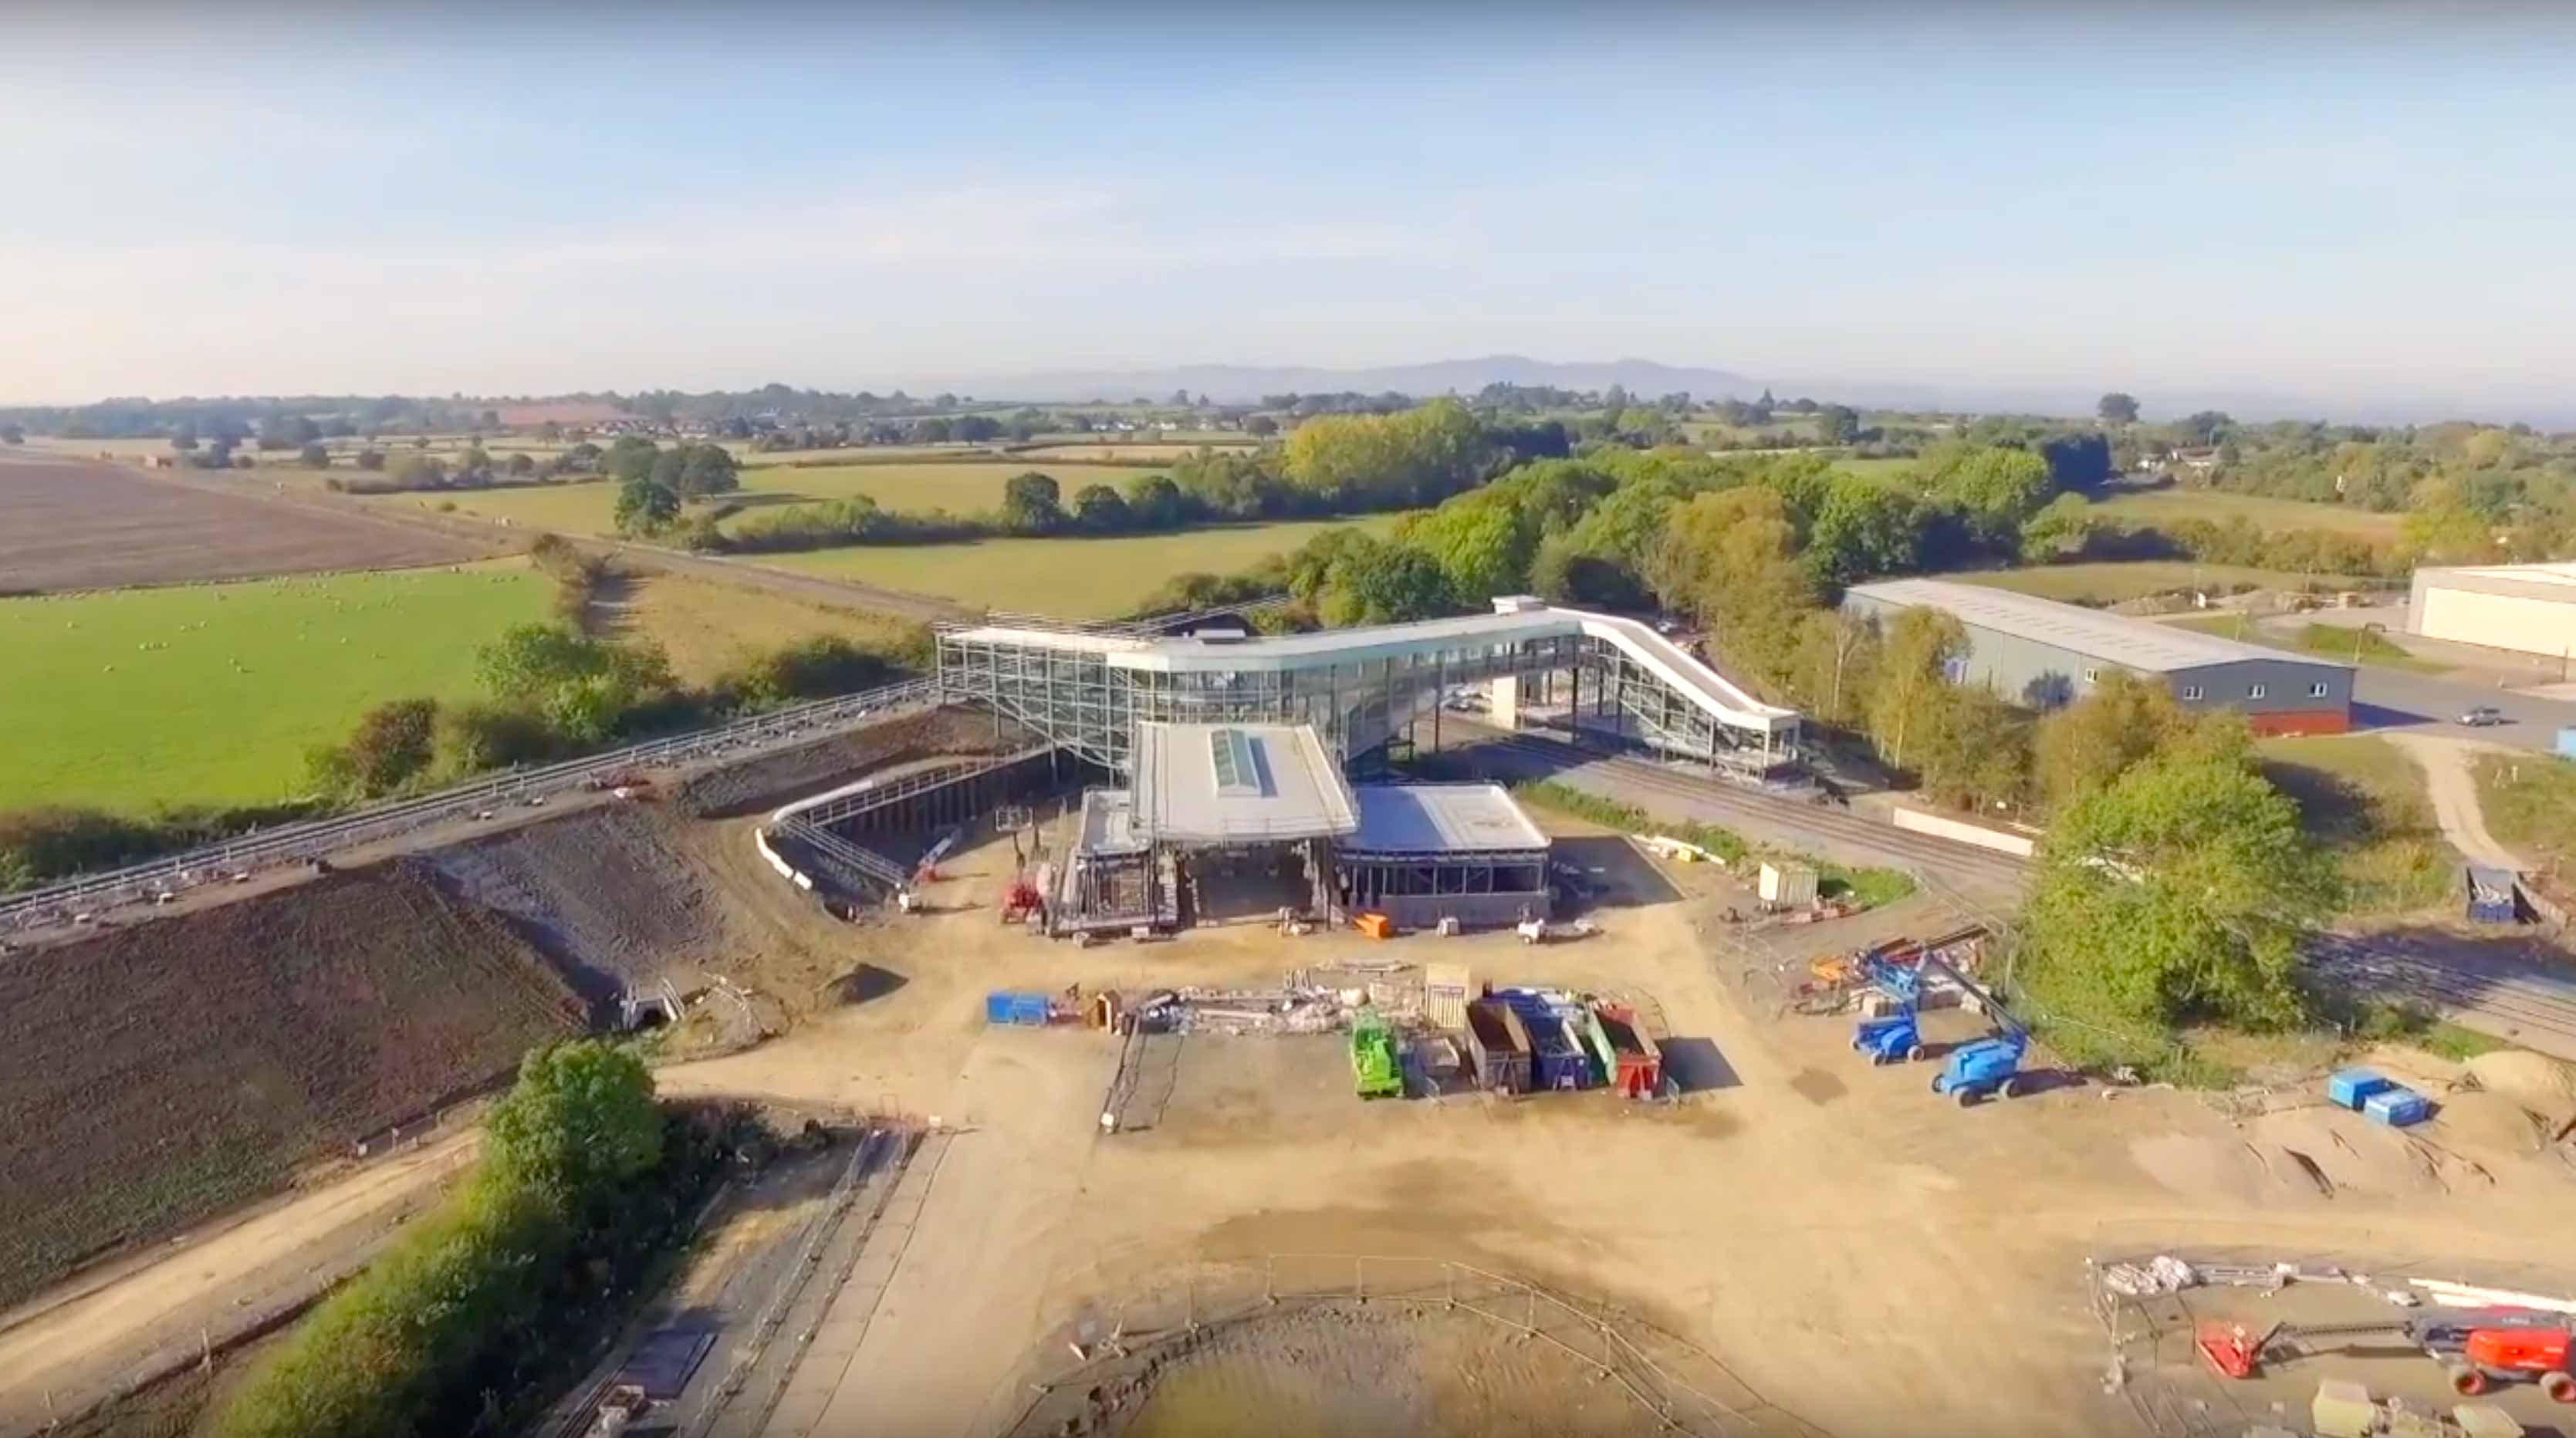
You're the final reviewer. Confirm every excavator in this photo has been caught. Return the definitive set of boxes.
[2197,1308,2576,1403]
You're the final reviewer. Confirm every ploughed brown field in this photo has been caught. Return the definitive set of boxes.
[0,864,581,1308]
[0,457,478,593]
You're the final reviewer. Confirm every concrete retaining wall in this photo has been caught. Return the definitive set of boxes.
[1889,805,2037,858]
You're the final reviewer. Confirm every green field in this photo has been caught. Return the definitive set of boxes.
[750,515,1407,617]
[1949,561,2349,606]
[2475,753,2576,876]
[1833,456,1918,481]
[343,461,1162,539]
[2259,734,2456,914]
[2088,485,2402,539]
[0,561,553,812]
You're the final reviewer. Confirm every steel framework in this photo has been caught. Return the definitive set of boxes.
[935,616,1798,780]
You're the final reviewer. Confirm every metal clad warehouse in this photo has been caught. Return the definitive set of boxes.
[1841,578,2353,735]
[2409,562,2576,663]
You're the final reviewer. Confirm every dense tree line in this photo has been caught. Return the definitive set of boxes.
[702,403,1513,555]
[2128,414,2576,564]
[209,1043,752,1438]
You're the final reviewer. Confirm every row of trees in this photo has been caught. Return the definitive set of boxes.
[303,618,909,800]
[209,1042,741,1437]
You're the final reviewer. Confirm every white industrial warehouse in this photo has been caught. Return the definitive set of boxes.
[2408,562,2576,661]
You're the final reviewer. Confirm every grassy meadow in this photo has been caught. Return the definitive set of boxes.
[2086,484,2404,539]
[0,561,552,812]
[2259,734,2458,914]
[341,461,1153,540]
[1949,561,2357,606]
[752,515,1408,618]
[616,572,924,684]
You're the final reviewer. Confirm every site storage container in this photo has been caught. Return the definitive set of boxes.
[2312,1380,2377,1438]
[985,991,1052,1026]
[2466,865,2519,925]
[2327,1068,2392,1111]
[1758,862,1818,908]
[1463,998,1533,1094]
[1502,991,1594,1090]
[2362,1086,2431,1128]
[1594,1004,1663,1099]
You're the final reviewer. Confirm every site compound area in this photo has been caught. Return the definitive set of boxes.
[619,737,2576,1438]
[17,610,2576,1438]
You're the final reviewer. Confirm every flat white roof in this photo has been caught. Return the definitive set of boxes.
[1345,783,1548,856]
[1846,578,2354,676]
[1075,788,1147,856]
[1129,721,1358,844]
[2419,562,2576,599]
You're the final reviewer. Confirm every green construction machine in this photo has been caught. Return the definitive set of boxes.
[1350,1012,1403,1099]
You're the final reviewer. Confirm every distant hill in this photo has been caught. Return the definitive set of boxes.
[951,355,1766,405]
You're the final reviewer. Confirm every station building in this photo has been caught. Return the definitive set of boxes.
[1056,721,1550,934]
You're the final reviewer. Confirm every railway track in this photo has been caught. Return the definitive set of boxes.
[1450,730,2034,893]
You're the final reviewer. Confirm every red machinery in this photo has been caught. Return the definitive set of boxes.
[2196,1309,2576,1402]
[999,879,1043,924]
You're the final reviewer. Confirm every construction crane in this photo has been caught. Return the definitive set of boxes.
[2198,1308,2576,1403]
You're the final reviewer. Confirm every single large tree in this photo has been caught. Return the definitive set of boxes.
[2017,751,2334,1065]
[2097,392,2141,426]
[1000,471,1065,533]
[483,1041,663,1202]
[1071,482,1131,532]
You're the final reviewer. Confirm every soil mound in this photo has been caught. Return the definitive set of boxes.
[424,806,727,1005]
[2128,1133,2284,1207]
[0,867,579,1309]
[2429,1090,2544,1157]
[2466,1050,2576,1132]
[2246,1108,2447,1197]
[674,707,1028,818]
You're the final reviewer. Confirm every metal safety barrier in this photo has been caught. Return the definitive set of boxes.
[0,678,938,933]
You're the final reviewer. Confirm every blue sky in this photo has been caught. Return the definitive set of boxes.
[5,5,2573,417]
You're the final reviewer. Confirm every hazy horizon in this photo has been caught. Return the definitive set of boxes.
[6,3,2573,418]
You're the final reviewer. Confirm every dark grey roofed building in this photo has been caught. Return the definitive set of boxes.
[1841,578,2354,736]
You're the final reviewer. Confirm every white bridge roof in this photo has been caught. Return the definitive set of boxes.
[947,599,1798,736]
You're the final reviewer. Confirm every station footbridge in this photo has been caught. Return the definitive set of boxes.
[936,595,1802,779]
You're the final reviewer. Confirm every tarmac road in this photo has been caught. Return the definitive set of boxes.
[2350,667,2576,754]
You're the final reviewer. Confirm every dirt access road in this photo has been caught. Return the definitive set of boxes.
[0,1130,476,1435]
[2384,731,2530,872]
[658,817,2576,1438]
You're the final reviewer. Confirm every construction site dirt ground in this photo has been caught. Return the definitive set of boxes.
[23,786,2576,1437]
[646,811,2576,1438]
